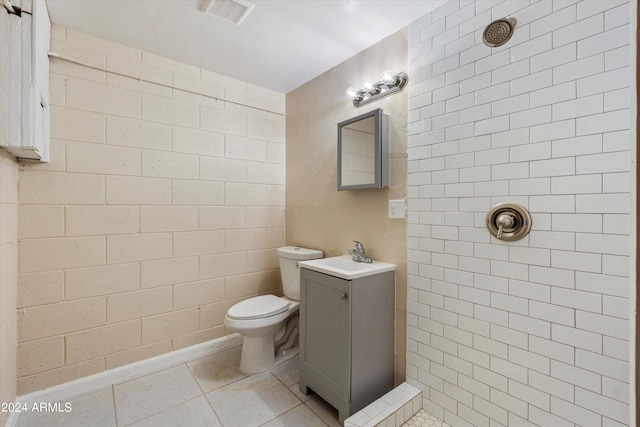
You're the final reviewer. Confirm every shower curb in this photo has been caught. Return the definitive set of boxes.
[344,382,423,427]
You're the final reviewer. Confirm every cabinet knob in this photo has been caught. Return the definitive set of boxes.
[340,293,348,299]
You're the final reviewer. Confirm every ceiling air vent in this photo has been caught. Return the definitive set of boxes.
[198,0,255,25]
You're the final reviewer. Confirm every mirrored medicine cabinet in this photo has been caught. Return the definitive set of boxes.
[337,108,389,191]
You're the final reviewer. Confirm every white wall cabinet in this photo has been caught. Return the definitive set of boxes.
[0,0,50,162]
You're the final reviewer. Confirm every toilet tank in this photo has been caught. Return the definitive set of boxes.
[277,246,323,301]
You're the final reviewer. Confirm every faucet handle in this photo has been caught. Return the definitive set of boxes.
[353,240,364,251]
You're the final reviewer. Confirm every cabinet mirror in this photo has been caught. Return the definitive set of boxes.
[337,108,389,191]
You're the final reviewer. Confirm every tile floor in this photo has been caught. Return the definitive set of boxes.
[15,345,341,427]
[401,410,450,427]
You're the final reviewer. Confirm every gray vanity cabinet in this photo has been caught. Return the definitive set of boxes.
[298,267,395,424]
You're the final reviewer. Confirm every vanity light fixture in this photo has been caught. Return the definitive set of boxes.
[346,70,408,107]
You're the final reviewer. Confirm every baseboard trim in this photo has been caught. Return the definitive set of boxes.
[14,334,242,410]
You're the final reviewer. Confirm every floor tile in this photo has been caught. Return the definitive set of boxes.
[206,371,301,426]
[402,409,451,427]
[15,387,115,427]
[114,364,202,426]
[126,396,221,427]
[305,394,341,427]
[289,383,312,403]
[262,404,328,427]
[13,346,340,427]
[187,346,247,393]
[270,358,299,387]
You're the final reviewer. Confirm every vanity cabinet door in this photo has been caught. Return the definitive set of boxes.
[299,269,351,403]
[299,267,395,423]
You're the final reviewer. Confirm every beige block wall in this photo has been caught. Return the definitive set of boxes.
[285,30,408,383]
[0,151,18,427]
[16,26,286,394]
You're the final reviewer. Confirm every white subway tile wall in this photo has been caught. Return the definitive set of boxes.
[407,1,630,427]
[16,26,285,394]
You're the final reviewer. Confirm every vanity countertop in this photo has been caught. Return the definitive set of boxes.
[298,255,395,280]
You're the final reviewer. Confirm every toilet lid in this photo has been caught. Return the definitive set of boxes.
[227,295,290,320]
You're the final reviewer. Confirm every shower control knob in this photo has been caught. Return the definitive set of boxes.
[496,213,515,239]
[486,203,531,241]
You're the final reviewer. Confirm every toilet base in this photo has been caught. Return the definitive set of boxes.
[240,335,276,374]
[275,346,299,367]
[226,315,289,374]
[239,336,299,374]
[235,311,300,374]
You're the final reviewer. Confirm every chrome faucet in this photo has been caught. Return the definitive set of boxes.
[348,240,372,263]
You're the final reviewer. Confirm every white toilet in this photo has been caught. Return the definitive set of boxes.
[224,246,323,374]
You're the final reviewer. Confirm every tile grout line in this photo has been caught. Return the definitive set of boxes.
[183,358,227,427]
[111,384,119,427]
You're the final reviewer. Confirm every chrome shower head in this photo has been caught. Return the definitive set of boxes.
[482,17,517,47]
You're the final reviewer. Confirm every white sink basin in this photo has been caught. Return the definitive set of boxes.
[298,255,396,280]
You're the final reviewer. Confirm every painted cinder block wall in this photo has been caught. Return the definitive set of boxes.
[406,1,631,426]
[0,8,19,426]
[15,25,286,395]
[0,151,18,427]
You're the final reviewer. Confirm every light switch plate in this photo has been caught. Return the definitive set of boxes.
[388,199,405,219]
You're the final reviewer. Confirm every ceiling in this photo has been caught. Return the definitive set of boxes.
[44,0,446,94]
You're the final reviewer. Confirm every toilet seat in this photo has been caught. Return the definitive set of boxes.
[227,295,290,320]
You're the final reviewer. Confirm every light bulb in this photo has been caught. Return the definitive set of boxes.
[382,70,395,84]
[363,80,374,90]
[345,87,358,98]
